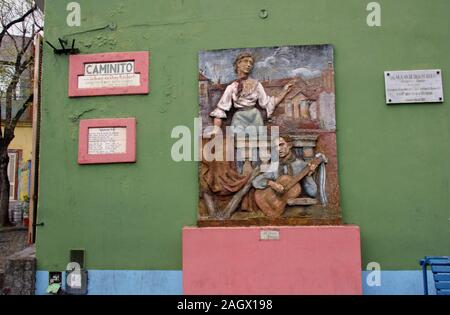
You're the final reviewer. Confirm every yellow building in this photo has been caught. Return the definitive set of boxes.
[8,122,33,203]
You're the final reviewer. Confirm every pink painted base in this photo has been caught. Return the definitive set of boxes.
[183,225,362,295]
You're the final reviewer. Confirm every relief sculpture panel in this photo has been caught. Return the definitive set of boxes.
[198,45,341,226]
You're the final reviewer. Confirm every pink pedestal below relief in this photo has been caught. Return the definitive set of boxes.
[183,225,362,295]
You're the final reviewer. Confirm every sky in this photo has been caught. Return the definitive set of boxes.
[199,44,333,83]
[0,0,43,36]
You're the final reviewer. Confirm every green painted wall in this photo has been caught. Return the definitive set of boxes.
[37,0,450,271]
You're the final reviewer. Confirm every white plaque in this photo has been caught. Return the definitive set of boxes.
[384,69,443,104]
[78,61,140,89]
[88,127,127,155]
[260,229,280,241]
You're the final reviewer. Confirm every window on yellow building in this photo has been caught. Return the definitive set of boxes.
[7,150,20,201]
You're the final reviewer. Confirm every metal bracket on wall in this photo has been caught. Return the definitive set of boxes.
[46,38,80,55]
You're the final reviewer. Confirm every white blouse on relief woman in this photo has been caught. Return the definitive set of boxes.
[209,79,276,123]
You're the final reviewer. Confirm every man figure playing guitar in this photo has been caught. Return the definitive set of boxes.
[252,135,320,217]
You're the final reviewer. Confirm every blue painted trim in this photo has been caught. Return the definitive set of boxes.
[362,270,437,295]
[36,270,182,295]
[36,270,436,295]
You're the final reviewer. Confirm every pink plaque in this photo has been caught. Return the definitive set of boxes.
[69,51,149,97]
[78,118,136,164]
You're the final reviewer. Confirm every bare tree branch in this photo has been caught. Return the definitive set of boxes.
[19,54,34,73]
[22,27,40,52]
[0,60,15,66]
[4,54,34,125]
[5,31,19,55]
[0,4,37,47]
[11,92,33,128]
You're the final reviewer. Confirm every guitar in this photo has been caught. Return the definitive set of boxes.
[254,154,326,217]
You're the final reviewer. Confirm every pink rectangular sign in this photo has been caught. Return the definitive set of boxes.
[69,51,149,97]
[78,118,136,164]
